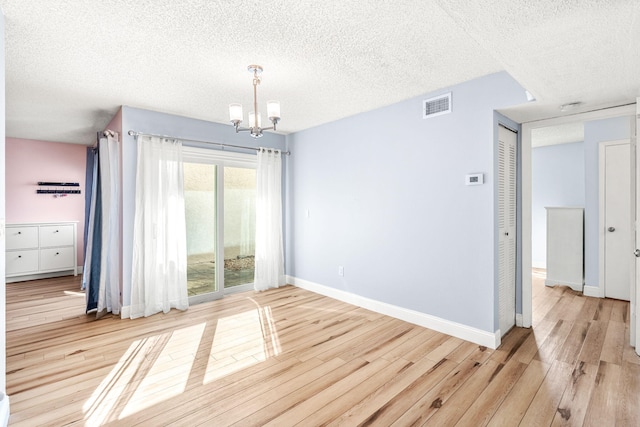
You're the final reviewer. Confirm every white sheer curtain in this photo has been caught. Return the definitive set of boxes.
[97,134,121,316]
[254,148,285,291]
[130,135,189,318]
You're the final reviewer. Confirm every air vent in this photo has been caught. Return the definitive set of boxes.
[423,92,452,118]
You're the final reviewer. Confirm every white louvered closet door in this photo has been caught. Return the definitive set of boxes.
[498,125,517,337]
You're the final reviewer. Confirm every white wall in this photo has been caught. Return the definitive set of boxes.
[531,142,585,268]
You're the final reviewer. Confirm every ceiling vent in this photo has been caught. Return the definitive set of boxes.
[423,92,452,119]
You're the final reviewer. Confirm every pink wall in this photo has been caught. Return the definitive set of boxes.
[6,138,87,266]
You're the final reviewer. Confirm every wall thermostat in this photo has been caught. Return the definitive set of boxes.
[465,173,484,186]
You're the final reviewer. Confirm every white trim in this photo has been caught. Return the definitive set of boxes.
[288,276,501,349]
[6,270,77,283]
[120,305,130,319]
[544,279,584,292]
[0,393,9,427]
[583,285,604,298]
[599,139,631,300]
[516,313,524,327]
[522,103,637,330]
[182,145,257,168]
[635,98,640,354]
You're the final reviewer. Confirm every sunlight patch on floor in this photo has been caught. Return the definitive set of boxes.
[204,305,280,384]
[63,290,85,297]
[82,322,206,425]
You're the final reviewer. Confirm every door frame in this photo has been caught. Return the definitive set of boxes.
[635,98,640,353]
[598,139,633,300]
[521,103,636,328]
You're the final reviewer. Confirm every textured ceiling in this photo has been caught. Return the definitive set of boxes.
[0,0,638,145]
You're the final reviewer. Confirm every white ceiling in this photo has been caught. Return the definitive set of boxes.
[0,0,638,145]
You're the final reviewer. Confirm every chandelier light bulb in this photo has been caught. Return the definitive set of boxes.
[249,111,262,129]
[229,103,243,123]
[267,101,281,121]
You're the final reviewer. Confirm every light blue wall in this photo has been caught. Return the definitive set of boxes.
[532,142,585,268]
[583,116,634,288]
[120,106,286,307]
[286,72,528,334]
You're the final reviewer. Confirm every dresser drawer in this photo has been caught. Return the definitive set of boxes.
[40,247,75,271]
[6,250,39,275]
[39,225,74,248]
[6,226,38,250]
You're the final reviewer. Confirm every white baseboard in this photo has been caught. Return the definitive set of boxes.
[120,305,130,319]
[544,279,583,292]
[516,313,524,327]
[6,269,79,283]
[287,276,501,349]
[583,285,604,298]
[0,393,10,427]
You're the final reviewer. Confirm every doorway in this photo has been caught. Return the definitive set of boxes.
[521,104,637,329]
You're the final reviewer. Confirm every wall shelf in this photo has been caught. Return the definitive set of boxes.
[36,182,81,195]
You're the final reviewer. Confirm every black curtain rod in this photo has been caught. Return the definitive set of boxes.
[127,130,290,155]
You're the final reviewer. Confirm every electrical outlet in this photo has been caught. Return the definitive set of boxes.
[338,266,344,276]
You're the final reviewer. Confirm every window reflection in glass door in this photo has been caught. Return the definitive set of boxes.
[184,162,218,297]
[223,167,256,289]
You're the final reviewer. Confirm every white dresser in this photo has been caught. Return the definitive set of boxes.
[545,207,584,291]
[6,221,78,282]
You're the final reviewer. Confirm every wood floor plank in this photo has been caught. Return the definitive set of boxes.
[583,361,622,427]
[616,361,640,426]
[324,355,445,426]
[5,272,639,426]
[519,360,574,426]
[452,358,529,427]
[262,357,391,427]
[577,321,608,365]
[487,359,550,426]
[423,359,501,426]
[383,357,481,426]
[551,361,598,426]
[599,319,625,365]
[296,357,418,426]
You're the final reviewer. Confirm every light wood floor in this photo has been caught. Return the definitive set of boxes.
[5,271,640,426]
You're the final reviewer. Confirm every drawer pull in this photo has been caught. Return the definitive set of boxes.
[55,230,59,233]
[17,231,21,234]
[18,255,21,258]
[55,252,60,255]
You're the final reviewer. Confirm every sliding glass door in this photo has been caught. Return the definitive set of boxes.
[183,148,256,303]
[223,167,256,289]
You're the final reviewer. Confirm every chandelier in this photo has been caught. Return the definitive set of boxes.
[229,65,280,138]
